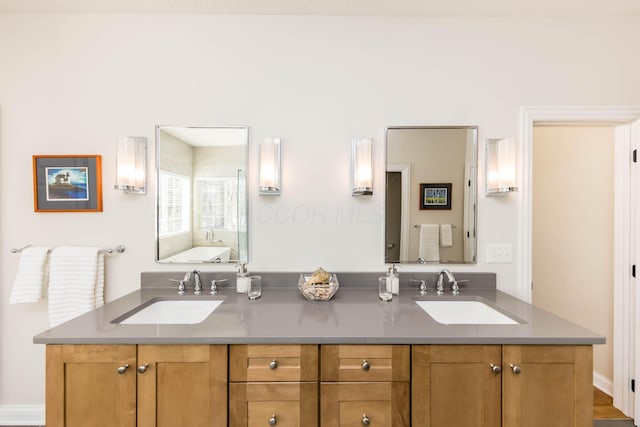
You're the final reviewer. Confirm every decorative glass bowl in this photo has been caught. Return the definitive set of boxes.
[298,273,339,301]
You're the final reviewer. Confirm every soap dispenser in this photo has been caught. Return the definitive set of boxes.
[236,263,250,294]
[386,264,399,295]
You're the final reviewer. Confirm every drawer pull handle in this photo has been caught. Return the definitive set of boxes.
[362,414,371,426]
[510,364,522,375]
[490,364,502,374]
[268,414,277,426]
[116,364,129,374]
[269,360,278,369]
[361,360,370,371]
[138,363,150,374]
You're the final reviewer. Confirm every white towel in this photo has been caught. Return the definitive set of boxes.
[48,247,104,327]
[440,224,453,248]
[418,224,440,262]
[9,247,50,304]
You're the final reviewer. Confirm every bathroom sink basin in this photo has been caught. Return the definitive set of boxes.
[114,298,223,325]
[415,300,520,325]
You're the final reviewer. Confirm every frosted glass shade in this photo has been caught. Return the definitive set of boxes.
[486,138,517,195]
[259,138,281,195]
[352,138,373,196]
[115,136,147,194]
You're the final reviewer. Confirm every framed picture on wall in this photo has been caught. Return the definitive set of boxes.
[32,155,103,212]
[420,183,452,210]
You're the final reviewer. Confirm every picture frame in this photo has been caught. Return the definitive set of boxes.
[420,183,452,210]
[32,155,103,212]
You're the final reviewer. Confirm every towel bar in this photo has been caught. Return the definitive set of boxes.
[10,245,126,254]
[414,224,456,228]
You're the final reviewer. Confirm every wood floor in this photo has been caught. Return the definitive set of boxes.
[593,387,635,427]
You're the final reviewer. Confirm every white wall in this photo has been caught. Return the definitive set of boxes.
[0,13,639,412]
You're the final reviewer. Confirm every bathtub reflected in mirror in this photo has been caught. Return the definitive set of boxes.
[156,126,248,264]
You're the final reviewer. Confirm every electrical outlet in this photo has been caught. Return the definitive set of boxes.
[486,244,512,263]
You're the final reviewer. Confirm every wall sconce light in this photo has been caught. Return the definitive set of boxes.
[486,138,517,195]
[352,138,373,196]
[259,138,281,195]
[114,136,147,194]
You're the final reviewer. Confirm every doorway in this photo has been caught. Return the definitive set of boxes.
[386,171,402,262]
[521,106,640,421]
[532,124,615,393]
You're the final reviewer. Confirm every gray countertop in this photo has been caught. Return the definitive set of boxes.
[33,284,605,345]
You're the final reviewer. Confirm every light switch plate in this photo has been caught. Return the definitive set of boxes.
[486,244,512,263]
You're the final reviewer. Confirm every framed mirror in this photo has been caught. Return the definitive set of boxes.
[156,126,248,264]
[385,126,477,264]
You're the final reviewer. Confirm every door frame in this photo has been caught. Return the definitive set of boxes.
[520,106,640,417]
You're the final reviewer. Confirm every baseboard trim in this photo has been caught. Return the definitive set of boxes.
[0,405,45,426]
[594,371,614,396]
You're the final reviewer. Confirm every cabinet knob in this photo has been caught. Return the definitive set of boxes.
[510,364,522,375]
[490,363,502,374]
[268,414,277,426]
[269,360,278,370]
[362,414,371,426]
[116,364,129,374]
[138,363,150,374]
[361,360,370,371]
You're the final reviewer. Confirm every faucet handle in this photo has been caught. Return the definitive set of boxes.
[169,279,187,295]
[210,279,228,295]
[451,280,469,295]
[409,279,428,295]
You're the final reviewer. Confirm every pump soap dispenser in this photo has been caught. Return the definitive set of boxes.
[236,263,250,294]
[386,264,399,295]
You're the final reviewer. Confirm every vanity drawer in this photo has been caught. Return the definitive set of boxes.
[320,382,409,427]
[321,345,410,382]
[230,344,318,382]
[229,382,318,427]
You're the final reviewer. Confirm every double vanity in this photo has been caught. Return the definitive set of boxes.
[35,272,603,427]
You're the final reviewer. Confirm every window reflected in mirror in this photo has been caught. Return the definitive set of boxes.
[156,126,248,264]
[385,126,477,264]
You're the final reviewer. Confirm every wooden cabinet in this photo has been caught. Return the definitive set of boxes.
[321,345,410,427]
[46,344,227,427]
[46,345,137,427]
[47,342,592,427]
[137,345,228,427]
[501,345,592,427]
[229,344,319,427]
[412,345,593,427]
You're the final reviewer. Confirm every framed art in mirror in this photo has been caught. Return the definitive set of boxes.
[420,183,452,210]
[32,155,103,212]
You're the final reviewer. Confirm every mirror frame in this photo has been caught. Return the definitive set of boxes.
[385,125,478,265]
[155,125,249,264]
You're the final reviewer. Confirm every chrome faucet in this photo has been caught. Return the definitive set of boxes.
[436,269,456,295]
[192,270,203,295]
[435,269,468,295]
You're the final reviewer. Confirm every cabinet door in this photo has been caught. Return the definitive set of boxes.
[412,345,501,427]
[502,345,592,427]
[229,382,318,427]
[320,382,409,427]
[137,345,228,427]
[46,344,137,427]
